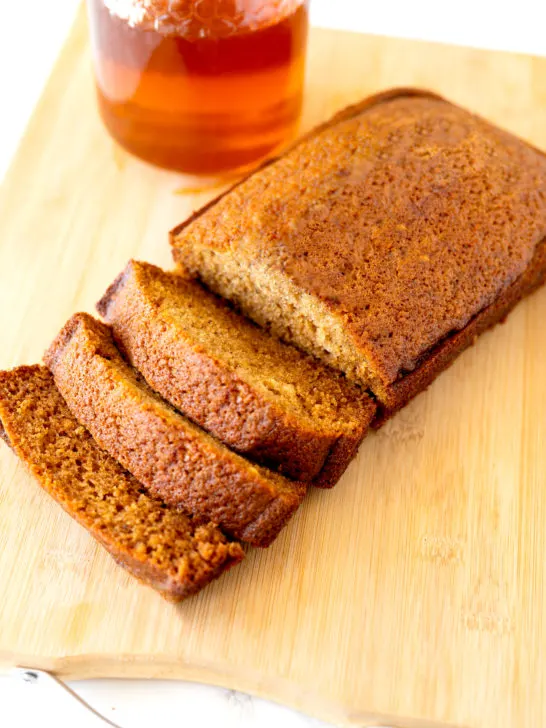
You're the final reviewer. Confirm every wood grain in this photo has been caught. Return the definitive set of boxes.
[1,8,546,728]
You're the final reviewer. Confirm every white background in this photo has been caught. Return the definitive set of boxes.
[1,1,545,726]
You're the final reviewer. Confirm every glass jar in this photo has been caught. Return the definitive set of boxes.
[87,0,310,174]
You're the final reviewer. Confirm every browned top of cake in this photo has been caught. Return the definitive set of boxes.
[172,90,546,386]
[0,365,243,601]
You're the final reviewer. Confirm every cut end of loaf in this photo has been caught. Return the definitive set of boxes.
[172,241,377,391]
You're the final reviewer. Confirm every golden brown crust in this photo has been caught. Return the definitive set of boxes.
[97,260,375,486]
[44,314,306,546]
[373,235,546,424]
[171,87,546,399]
[312,431,364,489]
[0,365,243,601]
[170,88,443,242]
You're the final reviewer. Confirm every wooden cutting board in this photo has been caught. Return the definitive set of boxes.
[1,7,545,727]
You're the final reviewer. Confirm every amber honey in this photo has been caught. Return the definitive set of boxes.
[87,0,310,174]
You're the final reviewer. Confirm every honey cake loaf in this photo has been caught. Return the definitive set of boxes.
[170,88,546,419]
[97,260,375,486]
[44,314,306,547]
[0,365,244,602]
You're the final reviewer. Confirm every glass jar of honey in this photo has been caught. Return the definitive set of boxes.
[87,0,310,174]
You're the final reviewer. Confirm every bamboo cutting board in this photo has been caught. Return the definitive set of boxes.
[1,8,546,727]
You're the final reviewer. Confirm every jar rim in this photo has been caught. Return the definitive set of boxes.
[102,0,307,38]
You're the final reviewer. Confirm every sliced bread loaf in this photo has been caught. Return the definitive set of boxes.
[170,88,546,418]
[44,314,306,547]
[0,365,244,601]
[97,260,375,486]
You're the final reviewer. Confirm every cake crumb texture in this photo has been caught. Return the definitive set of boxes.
[44,314,307,546]
[0,365,244,601]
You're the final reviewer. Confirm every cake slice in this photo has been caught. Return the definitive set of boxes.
[44,314,306,547]
[0,366,244,602]
[171,88,546,420]
[97,260,375,486]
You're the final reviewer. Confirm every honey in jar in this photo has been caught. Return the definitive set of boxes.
[87,0,310,174]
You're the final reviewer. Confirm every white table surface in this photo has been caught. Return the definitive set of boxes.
[1,2,544,726]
